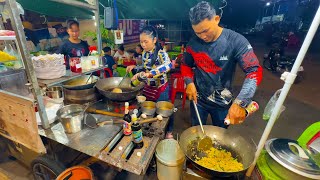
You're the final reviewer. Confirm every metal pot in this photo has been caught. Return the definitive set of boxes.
[46,86,63,99]
[265,138,320,180]
[95,77,144,101]
[56,104,85,133]
[141,101,156,116]
[179,125,255,178]
[62,75,99,90]
[156,101,177,117]
[63,87,101,105]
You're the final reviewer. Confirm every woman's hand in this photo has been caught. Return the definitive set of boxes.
[126,65,136,73]
[131,72,141,81]
[131,71,152,81]
[144,72,152,78]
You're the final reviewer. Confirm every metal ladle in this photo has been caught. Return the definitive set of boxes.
[85,73,93,84]
[193,100,213,151]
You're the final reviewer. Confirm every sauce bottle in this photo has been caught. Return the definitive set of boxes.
[123,102,132,135]
[131,114,144,149]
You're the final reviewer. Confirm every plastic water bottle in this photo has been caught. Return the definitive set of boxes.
[263,89,286,121]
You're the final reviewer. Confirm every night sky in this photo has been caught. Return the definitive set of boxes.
[221,0,264,28]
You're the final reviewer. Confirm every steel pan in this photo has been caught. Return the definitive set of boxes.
[62,75,99,90]
[179,125,255,178]
[95,77,144,102]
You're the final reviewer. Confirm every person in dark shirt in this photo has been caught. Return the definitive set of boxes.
[56,20,89,69]
[133,44,143,59]
[102,47,116,77]
[182,1,263,127]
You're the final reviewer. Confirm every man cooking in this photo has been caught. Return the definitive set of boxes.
[182,1,263,127]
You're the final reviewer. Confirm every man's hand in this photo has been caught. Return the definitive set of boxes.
[126,65,136,73]
[225,103,246,125]
[112,64,117,69]
[186,83,198,103]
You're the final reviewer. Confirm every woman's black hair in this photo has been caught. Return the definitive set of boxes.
[118,44,125,51]
[67,20,79,29]
[140,25,162,66]
[137,44,143,50]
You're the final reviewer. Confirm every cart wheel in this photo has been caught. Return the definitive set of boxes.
[0,137,8,161]
[31,156,65,180]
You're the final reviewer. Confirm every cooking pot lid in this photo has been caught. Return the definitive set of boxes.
[266,138,320,178]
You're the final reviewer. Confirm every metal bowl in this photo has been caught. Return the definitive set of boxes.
[136,95,146,104]
[46,86,63,99]
[95,77,144,102]
[62,75,99,90]
[56,104,85,133]
[156,101,177,117]
[141,101,156,116]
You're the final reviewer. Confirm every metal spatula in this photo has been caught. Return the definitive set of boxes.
[193,101,213,151]
[118,72,129,87]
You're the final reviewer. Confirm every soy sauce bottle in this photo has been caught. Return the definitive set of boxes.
[123,102,132,135]
[131,114,144,149]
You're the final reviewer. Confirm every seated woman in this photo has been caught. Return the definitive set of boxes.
[113,44,130,66]
[133,44,143,64]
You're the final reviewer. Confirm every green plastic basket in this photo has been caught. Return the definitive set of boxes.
[116,67,133,77]
[297,122,320,149]
[257,150,282,180]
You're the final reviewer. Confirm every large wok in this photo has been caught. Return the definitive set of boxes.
[179,125,255,178]
[62,75,99,90]
[95,77,145,101]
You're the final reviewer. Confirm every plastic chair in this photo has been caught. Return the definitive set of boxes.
[170,73,187,110]
[104,68,113,78]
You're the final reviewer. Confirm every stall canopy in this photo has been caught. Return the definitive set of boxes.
[17,0,224,20]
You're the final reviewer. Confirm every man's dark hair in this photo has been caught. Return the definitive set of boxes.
[189,1,216,25]
[103,47,111,53]
[118,44,125,51]
[66,20,80,29]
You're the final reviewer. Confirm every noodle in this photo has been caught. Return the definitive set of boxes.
[195,147,243,172]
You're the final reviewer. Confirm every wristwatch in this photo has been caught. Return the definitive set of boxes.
[233,98,248,108]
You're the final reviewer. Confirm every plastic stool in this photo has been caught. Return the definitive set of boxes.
[170,73,187,110]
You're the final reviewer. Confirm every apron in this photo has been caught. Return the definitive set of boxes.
[142,82,168,101]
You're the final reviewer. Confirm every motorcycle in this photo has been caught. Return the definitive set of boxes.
[263,41,304,84]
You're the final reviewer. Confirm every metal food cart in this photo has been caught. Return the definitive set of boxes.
[0,0,169,179]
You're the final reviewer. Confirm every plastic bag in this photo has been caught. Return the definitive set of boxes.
[263,89,286,121]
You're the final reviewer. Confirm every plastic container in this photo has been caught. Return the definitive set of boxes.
[56,166,93,180]
[0,69,29,96]
[70,57,82,73]
[155,139,185,180]
[263,89,286,121]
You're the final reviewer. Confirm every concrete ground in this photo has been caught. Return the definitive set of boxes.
[1,38,320,179]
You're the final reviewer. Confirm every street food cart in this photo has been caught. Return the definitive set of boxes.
[0,0,171,179]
